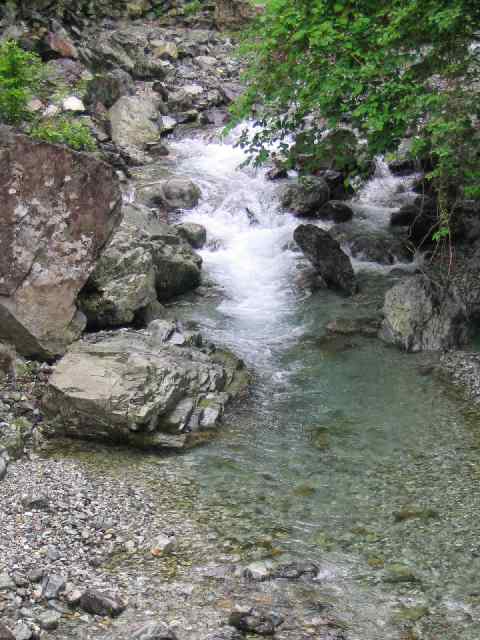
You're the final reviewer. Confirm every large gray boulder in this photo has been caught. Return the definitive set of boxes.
[79,204,202,329]
[42,324,249,450]
[0,127,121,359]
[108,95,161,159]
[281,177,330,217]
[380,275,470,352]
[294,224,357,295]
[85,69,135,110]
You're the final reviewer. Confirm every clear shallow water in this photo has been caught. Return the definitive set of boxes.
[162,132,480,638]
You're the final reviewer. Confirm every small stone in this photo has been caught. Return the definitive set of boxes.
[41,574,66,600]
[12,573,28,588]
[160,116,177,133]
[383,564,419,584]
[204,628,243,640]
[150,534,176,557]
[228,608,283,636]
[13,622,33,640]
[273,561,319,580]
[61,96,85,112]
[64,588,84,606]
[28,569,44,584]
[0,573,15,591]
[79,590,126,617]
[21,493,50,511]
[131,621,177,639]
[0,623,15,640]
[243,561,274,581]
[37,611,61,631]
[0,456,7,481]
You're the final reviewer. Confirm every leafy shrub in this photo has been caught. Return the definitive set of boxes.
[0,40,42,124]
[234,0,480,239]
[30,117,96,152]
[184,1,202,17]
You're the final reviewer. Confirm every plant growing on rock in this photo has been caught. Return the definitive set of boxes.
[233,0,480,242]
[30,116,96,151]
[0,40,42,124]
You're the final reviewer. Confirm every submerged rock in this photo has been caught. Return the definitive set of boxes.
[228,607,283,636]
[294,225,357,295]
[0,126,121,359]
[380,274,469,352]
[42,325,249,450]
[325,317,380,338]
[330,227,412,265]
[438,351,480,405]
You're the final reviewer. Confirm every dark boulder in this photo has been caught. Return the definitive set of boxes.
[388,159,418,176]
[294,225,357,295]
[85,69,135,110]
[316,200,353,223]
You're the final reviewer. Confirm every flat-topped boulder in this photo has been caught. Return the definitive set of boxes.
[42,322,249,450]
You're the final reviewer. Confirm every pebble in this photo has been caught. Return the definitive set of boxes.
[41,574,66,600]
[36,611,61,631]
[150,533,176,557]
[229,607,284,636]
[79,589,126,617]
[0,573,15,591]
[131,621,177,639]
[0,623,15,640]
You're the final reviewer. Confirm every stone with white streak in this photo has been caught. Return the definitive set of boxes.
[0,126,122,359]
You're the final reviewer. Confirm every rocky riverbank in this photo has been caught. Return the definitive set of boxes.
[1,2,480,639]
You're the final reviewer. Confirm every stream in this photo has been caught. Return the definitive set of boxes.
[165,129,480,639]
[53,128,480,640]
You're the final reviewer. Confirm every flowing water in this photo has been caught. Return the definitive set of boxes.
[153,129,480,639]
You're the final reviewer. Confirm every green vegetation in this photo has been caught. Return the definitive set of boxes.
[30,116,96,151]
[0,40,42,124]
[0,40,96,152]
[183,0,202,17]
[234,0,480,238]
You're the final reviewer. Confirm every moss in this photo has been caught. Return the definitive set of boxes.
[293,484,316,498]
[393,507,439,523]
[392,606,429,623]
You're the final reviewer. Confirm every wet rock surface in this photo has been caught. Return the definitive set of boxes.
[294,225,357,295]
[380,274,470,352]
[78,203,202,329]
[281,177,330,217]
